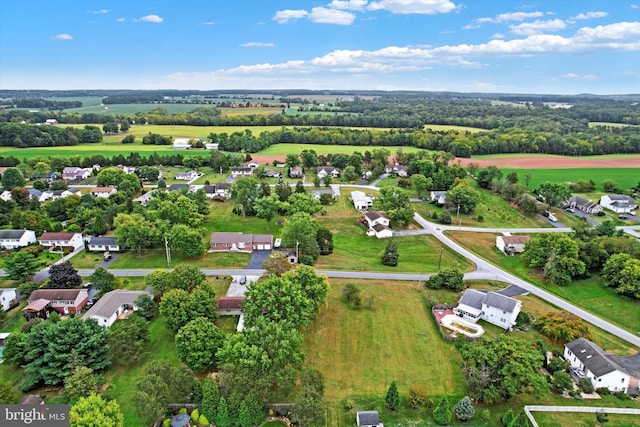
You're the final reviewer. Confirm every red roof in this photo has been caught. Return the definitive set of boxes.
[218,296,245,310]
[39,232,77,241]
[502,236,530,244]
[22,298,50,312]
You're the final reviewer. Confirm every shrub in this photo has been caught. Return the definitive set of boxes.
[300,254,315,265]
[162,419,171,427]
[597,387,610,395]
[121,135,135,144]
[578,378,594,393]
[431,211,438,220]
[596,411,609,423]
[615,391,631,400]
[454,396,475,422]
[432,396,452,426]
[438,212,452,224]
[191,408,200,421]
[481,409,490,423]
[501,409,514,426]
[408,386,425,409]
[198,414,209,426]
[477,215,484,222]
[384,380,400,410]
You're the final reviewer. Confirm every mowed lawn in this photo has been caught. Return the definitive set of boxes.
[448,231,640,347]
[314,191,472,273]
[499,168,640,190]
[256,143,421,157]
[303,279,465,402]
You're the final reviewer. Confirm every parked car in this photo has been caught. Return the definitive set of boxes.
[104,252,112,261]
[565,208,575,213]
[239,276,247,285]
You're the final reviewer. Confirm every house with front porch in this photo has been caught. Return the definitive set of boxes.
[39,232,83,250]
[204,183,231,199]
[564,338,632,393]
[84,290,150,328]
[568,195,603,214]
[454,289,521,330]
[317,166,340,179]
[496,235,530,255]
[88,236,120,252]
[209,232,273,252]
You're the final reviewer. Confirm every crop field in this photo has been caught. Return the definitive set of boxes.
[499,168,640,190]
[423,123,486,133]
[256,143,420,157]
[303,278,465,401]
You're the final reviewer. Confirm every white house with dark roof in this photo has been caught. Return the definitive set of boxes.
[564,338,632,393]
[39,232,83,250]
[317,166,340,179]
[231,167,253,178]
[175,170,201,181]
[0,229,36,249]
[454,289,522,330]
[430,191,447,204]
[173,138,192,150]
[88,236,120,252]
[84,290,150,328]
[204,183,231,199]
[496,235,530,255]
[351,190,373,211]
[600,194,638,214]
[357,410,382,427]
[29,188,53,202]
[90,187,117,198]
[568,195,603,214]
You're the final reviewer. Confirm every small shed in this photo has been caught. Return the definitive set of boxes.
[357,410,382,427]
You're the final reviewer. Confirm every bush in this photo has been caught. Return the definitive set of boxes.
[190,408,200,421]
[178,408,187,414]
[481,409,490,423]
[432,396,452,426]
[578,378,594,393]
[501,409,514,426]
[162,419,171,427]
[454,396,475,422]
[438,212,452,224]
[408,386,425,409]
[597,387,610,395]
[477,215,484,222]
[615,391,631,400]
[300,254,315,265]
[121,135,136,144]
[596,411,609,423]
[431,211,438,220]
[198,414,209,426]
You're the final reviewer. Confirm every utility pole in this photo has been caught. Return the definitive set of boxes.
[438,246,443,271]
[164,237,171,267]
[296,240,300,263]
[457,204,461,231]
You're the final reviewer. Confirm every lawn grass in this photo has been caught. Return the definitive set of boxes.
[303,278,466,403]
[313,191,472,273]
[532,410,640,426]
[109,250,250,270]
[447,231,640,352]
[498,168,640,190]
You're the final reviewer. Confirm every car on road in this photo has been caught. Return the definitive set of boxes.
[239,276,247,285]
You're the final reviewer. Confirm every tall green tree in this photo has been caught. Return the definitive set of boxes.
[114,213,161,256]
[447,182,479,214]
[215,397,232,427]
[201,376,220,422]
[382,239,399,266]
[159,284,217,332]
[70,394,123,427]
[89,267,118,294]
[166,224,204,257]
[1,167,26,190]
[230,177,259,220]
[3,251,40,281]
[64,366,97,404]
[537,182,571,207]
[255,195,280,231]
[411,174,432,197]
[281,212,320,259]
[385,380,400,410]
[107,313,149,364]
[175,318,226,372]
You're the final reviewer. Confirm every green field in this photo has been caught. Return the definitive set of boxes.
[303,278,466,401]
[423,124,486,133]
[257,143,420,157]
[499,168,640,191]
[473,153,640,160]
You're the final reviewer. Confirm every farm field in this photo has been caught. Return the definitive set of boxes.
[303,278,466,402]
[447,231,640,351]
[498,168,640,191]
[314,190,472,273]
[423,123,486,133]
[256,143,421,157]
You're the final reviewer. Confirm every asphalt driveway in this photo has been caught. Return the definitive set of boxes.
[246,249,272,269]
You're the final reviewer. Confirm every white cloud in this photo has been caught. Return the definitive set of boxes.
[561,73,598,79]
[491,33,505,39]
[139,15,164,24]
[54,33,73,41]
[510,19,566,36]
[273,9,309,23]
[309,7,356,25]
[631,4,639,9]
[571,11,608,20]
[367,0,457,14]
[89,9,110,14]
[465,11,544,28]
[240,42,275,47]
[329,0,368,10]
[200,21,215,25]
[116,17,126,22]
[561,73,580,79]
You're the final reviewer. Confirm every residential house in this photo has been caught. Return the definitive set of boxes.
[26,288,88,316]
[204,183,231,199]
[29,188,53,202]
[88,236,120,252]
[175,170,201,181]
[351,190,373,211]
[173,138,192,150]
[218,296,245,316]
[317,166,340,179]
[90,187,117,198]
[312,189,337,201]
[496,235,530,255]
[209,232,273,252]
[568,195,603,214]
[396,165,408,177]
[357,411,382,427]
[39,231,84,250]
[289,166,303,178]
[369,223,393,239]
[44,119,58,125]
[0,229,37,249]
[62,167,91,181]
[0,288,18,311]
[275,161,286,168]
[84,290,150,328]
[454,289,522,330]
[247,161,260,168]
[265,169,281,178]
[116,165,137,174]
[384,164,395,174]
[167,183,192,192]
[31,172,59,183]
[600,194,638,214]
[564,338,632,393]
[61,188,81,198]
[364,211,393,239]
[430,191,447,204]
[134,190,154,206]
[0,190,12,201]
[231,167,253,178]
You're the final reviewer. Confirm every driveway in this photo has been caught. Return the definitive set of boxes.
[98,253,120,268]
[569,209,599,226]
[245,249,272,269]
[537,214,566,228]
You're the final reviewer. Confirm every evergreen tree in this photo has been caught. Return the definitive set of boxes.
[91,212,108,235]
[384,380,400,410]
[502,409,515,426]
[237,399,252,427]
[382,239,399,266]
[509,411,531,427]
[454,396,475,422]
[244,390,264,426]
[215,396,232,427]
[201,376,220,422]
[432,396,452,426]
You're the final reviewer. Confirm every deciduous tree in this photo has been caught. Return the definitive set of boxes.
[231,177,259,220]
[255,195,280,231]
[48,261,82,289]
[262,251,293,277]
[64,366,97,404]
[175,318,226,372]
[70,394,123,427]
[89,267,118,294]
[107,313,149,363]
[1,167,25,190]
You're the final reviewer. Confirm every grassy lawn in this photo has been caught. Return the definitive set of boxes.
[203,200,285,236]
[109,250,250,270]
[533,411,640,426]
[423,124,486,133]
[68,251,105,269]
[499,168,640,191]
[257,143,422,157]
[303,278,466,403]
[313,192,472,273]
[447,231,640,351]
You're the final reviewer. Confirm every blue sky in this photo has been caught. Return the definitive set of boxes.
[0,0,638,94]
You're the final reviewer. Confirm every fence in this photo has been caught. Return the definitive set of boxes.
[431,304,476,343]
[524,405,640,427]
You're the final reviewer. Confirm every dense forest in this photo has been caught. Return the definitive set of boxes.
[1,92,639,156]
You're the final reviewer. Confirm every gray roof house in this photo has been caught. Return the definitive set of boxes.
[454,289,522,330]
[568,195,603,214]
[357,410,382,427]
[88,236,120,252]
[600,194,638,214]
[84,290,150,328]
[0,229,37,249]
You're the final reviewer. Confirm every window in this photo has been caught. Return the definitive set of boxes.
[621,378,625,383]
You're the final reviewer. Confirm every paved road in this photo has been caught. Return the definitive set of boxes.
[413,212,640,347]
